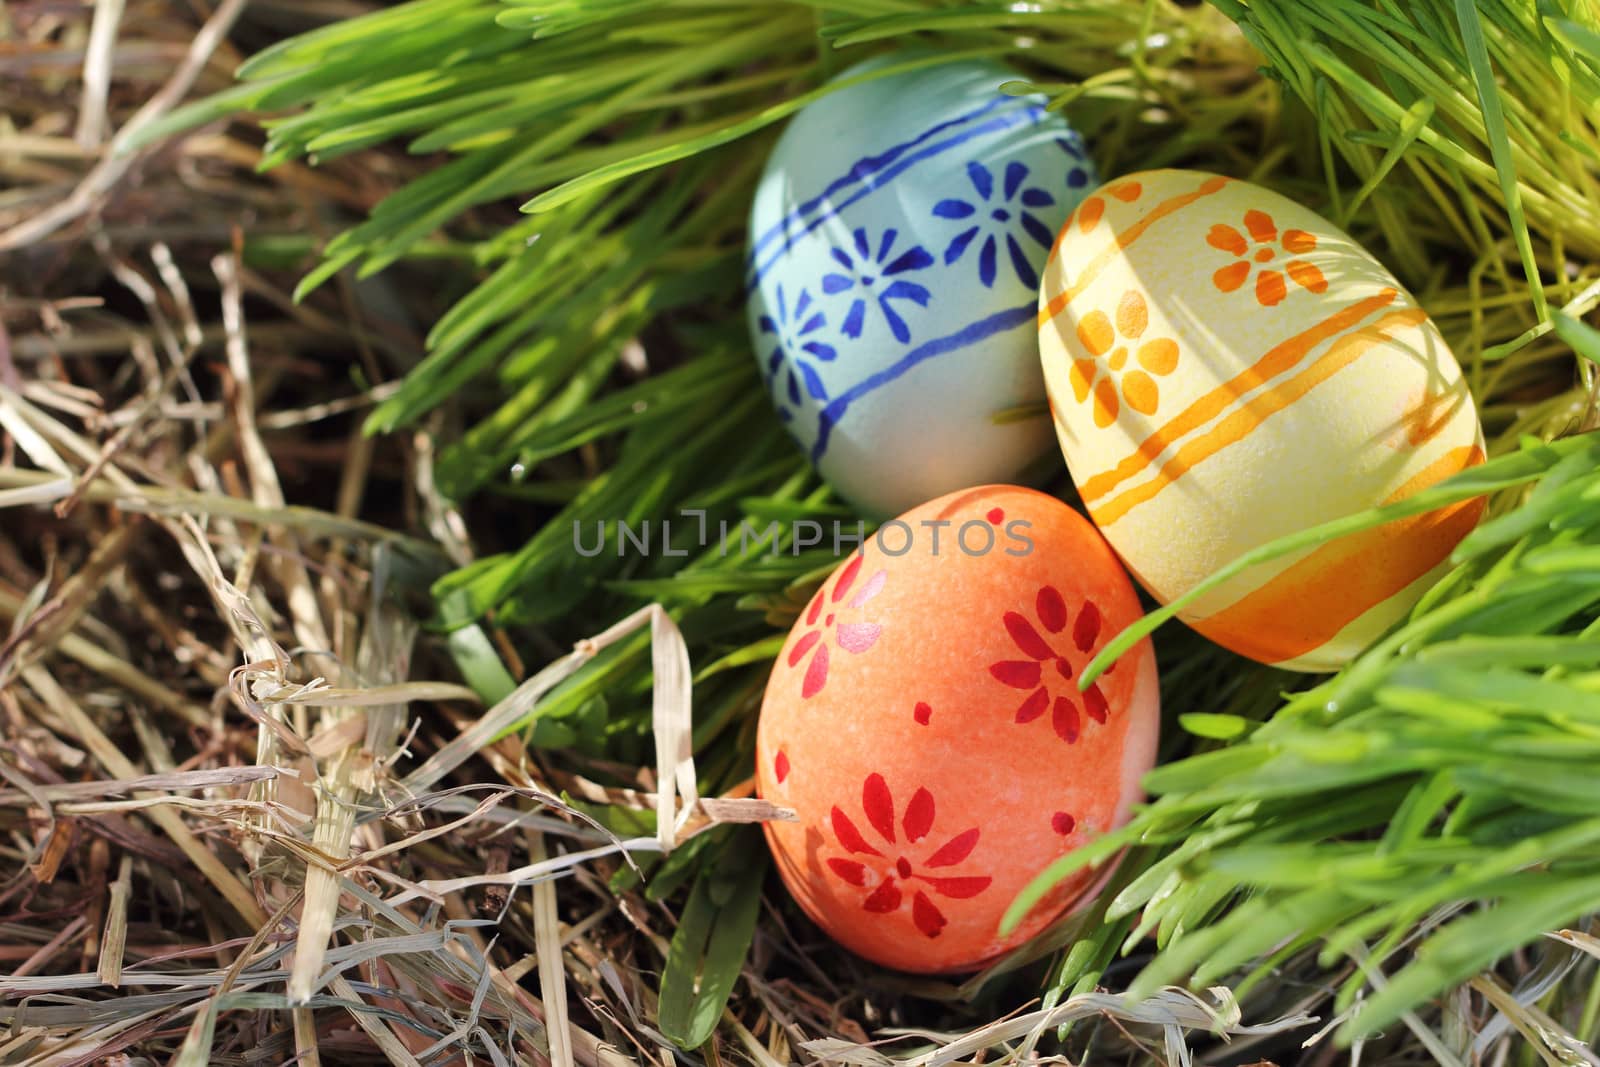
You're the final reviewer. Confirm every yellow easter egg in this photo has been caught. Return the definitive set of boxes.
[1038,169,1485,672]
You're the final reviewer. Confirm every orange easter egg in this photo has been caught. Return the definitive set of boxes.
[755,485,1159,973]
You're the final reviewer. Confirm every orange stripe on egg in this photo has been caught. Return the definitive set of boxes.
[1086,306,1428,527]
[1188,444,1486,664]
[1039,175,1232,321]
[1077,289,1402,508]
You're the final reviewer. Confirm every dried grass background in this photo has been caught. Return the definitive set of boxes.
[4,0,1600,1065]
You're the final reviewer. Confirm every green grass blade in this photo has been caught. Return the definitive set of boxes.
[522,48,1007,213]
[1454,0,1547,319]
[657,829,766,1049]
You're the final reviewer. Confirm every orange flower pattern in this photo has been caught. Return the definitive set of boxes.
[1068,289,1180,427]
[1208,210,1327,307]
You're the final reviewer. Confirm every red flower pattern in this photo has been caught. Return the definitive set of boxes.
[825,774,991,938]
[789,554,887,699]
[988,586,1113,743]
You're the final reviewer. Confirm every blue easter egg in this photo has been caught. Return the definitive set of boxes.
[746,53,1097,517]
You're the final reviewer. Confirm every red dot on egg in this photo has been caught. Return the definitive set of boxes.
[896,857,913,879]
[913,701,932,725]
[1052,812,1076,835]
[775,750,790,783]
[986,507,1004,524]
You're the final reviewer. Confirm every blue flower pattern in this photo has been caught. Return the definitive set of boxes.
[930,161,1058,290]
[821,227,934,344]
[758,285,836,417]
[747,90,1098,467]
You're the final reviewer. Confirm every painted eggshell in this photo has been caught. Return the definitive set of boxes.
[746,54,1098,518]
[1038,170,1485,672]
[755,486,1158,973]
